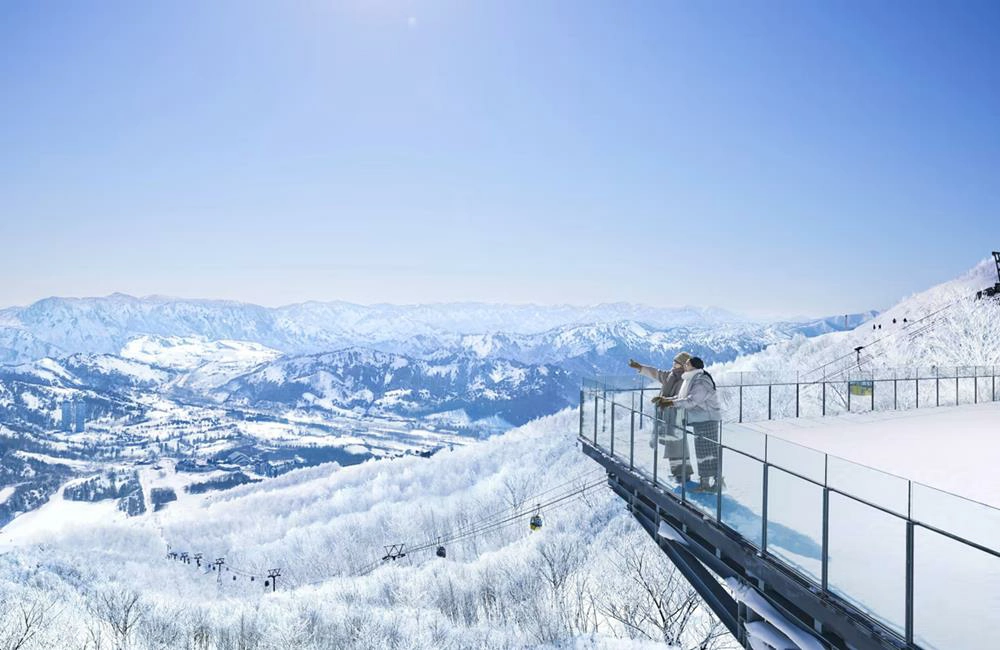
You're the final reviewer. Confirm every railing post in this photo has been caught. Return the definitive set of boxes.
[822,382,826,416]
[767,384,772,420]
[821,456,829,593]
[871,376,876,411]
[916,374,920,408]
[679,419,686,501]
[956,375,959,406]
[935,370,940,407]
[639,388,644,430]
[994,367,997,402]
[578,390,584,438]
[761,441,769,554]
[975,374,979,404]
[716,424,723,523]
[905,480,915,646]
[738,385,743,423]
[847,380,852,412]
[629,410,635,470]
[795,383,800,418]
[653,416,659,487]
[894,375,898,410]
[593,396,598,445]
[602,390,608,430]
[610,403,615,457]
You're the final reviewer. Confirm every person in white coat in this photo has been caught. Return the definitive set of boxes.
[660,356,722,492]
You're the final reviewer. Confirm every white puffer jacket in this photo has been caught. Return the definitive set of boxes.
[672,369,721,423]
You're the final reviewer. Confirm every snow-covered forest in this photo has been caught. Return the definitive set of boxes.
[0,410,734,650]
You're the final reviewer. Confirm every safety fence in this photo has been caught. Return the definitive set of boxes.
[592,365,1000,423]
[581,379,1000,650]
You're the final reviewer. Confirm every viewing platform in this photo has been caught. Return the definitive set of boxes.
[579,374,1000,650]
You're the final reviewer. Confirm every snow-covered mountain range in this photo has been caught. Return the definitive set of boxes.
[0,294,874,365]
[0,259,996,650]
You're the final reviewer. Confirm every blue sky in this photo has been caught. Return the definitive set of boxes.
[1,0,998,317]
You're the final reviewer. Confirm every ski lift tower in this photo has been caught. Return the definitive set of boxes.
[976,251,1000,300]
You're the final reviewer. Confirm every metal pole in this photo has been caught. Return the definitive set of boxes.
[906,481,914,643]
[956,375,959,406]
[639,388,644,430]
[593,396,598,445]
[821,488,830,592]
[916,375,920,409]
[738,385,743,423]
[871,376,876,411]
[905,521,915,645]
[822,382,826,416]
[678,416,686,500]
[847,380,852,412]
[716,424,724,523]
[935,371,940,407]
[894,376,898,411]
[629,410,635,470]
[767,385,772,420]
[653,417,659,488]
[761,463,769,553]
[795,383,800,418]
[610,403,615,457]
[975,374,979,404]
[578,390,584,438]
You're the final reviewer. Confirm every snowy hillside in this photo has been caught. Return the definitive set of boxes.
[715,258,1000,378]
[0,410,734,650]
[121,335,281,391]
[221,347,578,427]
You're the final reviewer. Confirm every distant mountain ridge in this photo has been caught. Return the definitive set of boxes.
[0,293,875,365]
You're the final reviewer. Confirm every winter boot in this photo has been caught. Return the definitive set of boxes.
[692,476,714,493]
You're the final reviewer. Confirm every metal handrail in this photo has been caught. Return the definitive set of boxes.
[597,365,999,423]
[582,384,1000,647]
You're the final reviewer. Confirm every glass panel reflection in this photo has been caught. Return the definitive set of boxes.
[766,467,824,584]
[914,527,1000,650]
[720,448,764,547]
[827,492,906,635]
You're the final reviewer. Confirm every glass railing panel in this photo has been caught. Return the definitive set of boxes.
[737,385,771,422]
[826,456,908,517]
[720,448,764,547]
[765,467,824,584]
[796,381,825,418]
[827,492,906,635]
[937,373,958,407]
[633,411,659,486]
[910,483,1000,553]
[610,401,633,466]
[892,377,918,410]
[721,422,765,459]
[769,383,798,419]
[580,392,596,441]
[766,437,826,484]
[682,422,722,519]
[595,394,611,451]
[913,526,1000,650]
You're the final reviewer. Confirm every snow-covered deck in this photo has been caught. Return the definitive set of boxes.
[743,401,1000,507]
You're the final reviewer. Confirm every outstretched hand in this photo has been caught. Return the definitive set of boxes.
[628,359,642,370]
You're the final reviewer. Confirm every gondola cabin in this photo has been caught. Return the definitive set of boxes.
[529,513,544,532]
